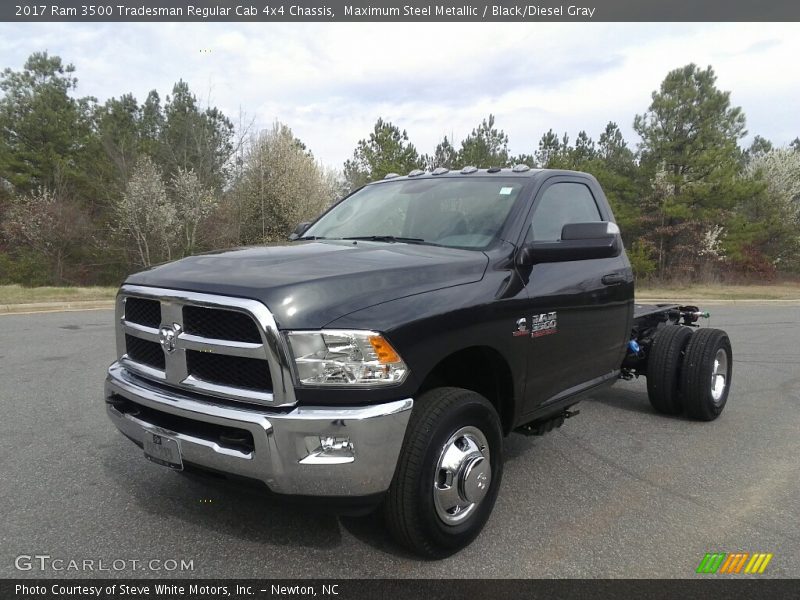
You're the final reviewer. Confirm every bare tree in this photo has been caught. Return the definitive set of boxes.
[227,107,257,241]
[2,186,89,282]
[114,156,176,267]
[741,147,800,270]
[171,168,217,256]
[745,148,800,213]
[237,122,340,243]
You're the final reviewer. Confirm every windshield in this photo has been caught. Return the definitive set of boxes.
[302,178,525,250]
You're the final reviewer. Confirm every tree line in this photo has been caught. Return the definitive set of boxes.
[0,52,341,285]
[1,53,798,286]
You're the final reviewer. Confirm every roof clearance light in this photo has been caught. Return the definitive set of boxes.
[460,166,478,174]
[408,169,425,177]
[512,164,531,172]
[384,173,400,179]
[432,167,449,175]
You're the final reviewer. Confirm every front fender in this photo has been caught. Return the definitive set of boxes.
[312,279,529,418]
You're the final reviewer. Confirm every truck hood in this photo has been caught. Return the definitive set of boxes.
[125,240,488,329]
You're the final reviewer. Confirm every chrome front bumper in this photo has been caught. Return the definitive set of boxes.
[105,363,413,497]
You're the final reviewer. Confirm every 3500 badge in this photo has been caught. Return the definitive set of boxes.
[513,312,558,338]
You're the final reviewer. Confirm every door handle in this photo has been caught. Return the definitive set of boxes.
[601,273,625,286]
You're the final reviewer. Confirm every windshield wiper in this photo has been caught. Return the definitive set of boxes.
[341,235,437,245]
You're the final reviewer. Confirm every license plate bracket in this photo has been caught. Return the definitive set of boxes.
[143,430,183,471]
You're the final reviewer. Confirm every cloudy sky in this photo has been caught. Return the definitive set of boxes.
[0,22,798,168]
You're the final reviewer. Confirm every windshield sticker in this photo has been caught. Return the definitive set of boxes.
[499,187,513,195]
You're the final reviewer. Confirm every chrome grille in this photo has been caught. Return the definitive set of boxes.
[183,305,261,343]
[124,297,161,328]
[124,334,165,370]
[115,285,297,407]
[186,350,272,391]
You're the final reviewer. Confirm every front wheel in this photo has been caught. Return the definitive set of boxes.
[384,387,503,558]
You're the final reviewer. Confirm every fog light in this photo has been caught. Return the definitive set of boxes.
[300,435,355,464]
[320,435,353,453]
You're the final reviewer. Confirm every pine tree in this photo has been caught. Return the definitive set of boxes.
[634,64,748,277]
[456,114,510,168]
[343,118,421,189]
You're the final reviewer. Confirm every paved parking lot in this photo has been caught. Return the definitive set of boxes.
[1,305,798,578]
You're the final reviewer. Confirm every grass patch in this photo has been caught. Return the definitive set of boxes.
[637,282,800,300]
[0,284,117,305]
[2,282,798,305]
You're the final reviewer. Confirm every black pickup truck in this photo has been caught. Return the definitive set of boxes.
[105,167,733,557]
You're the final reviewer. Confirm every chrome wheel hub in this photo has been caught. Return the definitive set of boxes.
[433,426,491,526]
[711,348,729,402]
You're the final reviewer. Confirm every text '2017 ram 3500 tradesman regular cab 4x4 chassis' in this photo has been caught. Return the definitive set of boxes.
[105,167,733,558]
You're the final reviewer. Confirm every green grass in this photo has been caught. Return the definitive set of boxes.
[637,282,800,300]
[0,284,117,305]
[1,281,798,305]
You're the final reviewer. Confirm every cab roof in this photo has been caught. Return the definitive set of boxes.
[368,166,591,184]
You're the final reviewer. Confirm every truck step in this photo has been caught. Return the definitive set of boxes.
[516,409,580,437]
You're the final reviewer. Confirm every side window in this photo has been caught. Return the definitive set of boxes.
[529,182,602,241]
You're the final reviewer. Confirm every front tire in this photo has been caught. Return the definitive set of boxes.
[384,387,503,558]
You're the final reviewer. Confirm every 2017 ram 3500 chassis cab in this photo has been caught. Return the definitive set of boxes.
[105,167,732,557]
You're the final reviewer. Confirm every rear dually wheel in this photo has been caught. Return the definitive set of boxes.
[681,328,733,421]
[646,324,693,415]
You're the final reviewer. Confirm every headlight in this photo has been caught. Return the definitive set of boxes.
[286,330,408,386]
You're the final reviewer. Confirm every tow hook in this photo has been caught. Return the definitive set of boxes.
[678,305,711,326]
[219,430,253,452]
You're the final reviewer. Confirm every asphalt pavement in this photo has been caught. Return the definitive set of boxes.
[1,305,798,578]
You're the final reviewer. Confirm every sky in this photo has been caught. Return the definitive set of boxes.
[0,21,798,168]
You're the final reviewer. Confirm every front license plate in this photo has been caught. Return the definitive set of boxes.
[143,431,183,470]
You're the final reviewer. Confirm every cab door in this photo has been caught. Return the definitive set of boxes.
[517,177,632,416]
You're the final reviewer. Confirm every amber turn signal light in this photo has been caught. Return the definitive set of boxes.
[368,335,402,364]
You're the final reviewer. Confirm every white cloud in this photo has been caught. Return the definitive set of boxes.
[0,21,797,167]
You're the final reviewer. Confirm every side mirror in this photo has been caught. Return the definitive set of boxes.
[288,222,312,241]
[517,221,622,265]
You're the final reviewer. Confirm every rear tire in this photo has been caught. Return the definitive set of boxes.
[646,325,693,415]
[384,387,503,558]
[681,328,733,421]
